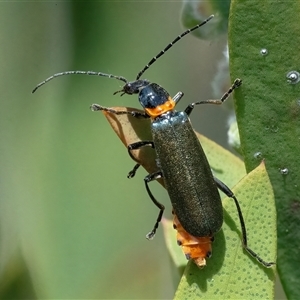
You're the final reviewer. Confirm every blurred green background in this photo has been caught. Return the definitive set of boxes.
[0,2,231,299]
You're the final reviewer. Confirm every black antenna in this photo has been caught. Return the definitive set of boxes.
[32,15,214,93]
[136,15,214,80]
[32,71,128,93]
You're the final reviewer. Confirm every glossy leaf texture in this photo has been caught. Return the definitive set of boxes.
[229,2,300,298]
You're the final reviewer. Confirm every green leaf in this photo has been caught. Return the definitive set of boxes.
[229,2,300,298]
[174,162,276,299]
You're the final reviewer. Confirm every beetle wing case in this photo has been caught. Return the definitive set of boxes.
[152,111,223,237]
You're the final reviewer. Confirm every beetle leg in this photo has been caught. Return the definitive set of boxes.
[184,79,242,116]
[127,141,154,178]
[214,176,275,268]
[90,104,149,119]
[144,171,164,240]
[172,91,184,104]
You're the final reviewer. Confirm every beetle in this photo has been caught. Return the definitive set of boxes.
[33,15,275,268]
[92,78,274,268]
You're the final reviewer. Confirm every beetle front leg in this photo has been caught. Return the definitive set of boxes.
[184,79,242,116]
[91,104,149,119]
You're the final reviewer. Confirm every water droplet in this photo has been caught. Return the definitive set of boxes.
[280,168,289,175]
[287,71,300,84]
[254,152,263,159]
[270,125,279,133]
[207,278,214,283]
[155,158,161,168]
[265,124,278,132]
[260,48,268,56]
